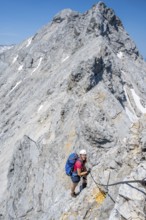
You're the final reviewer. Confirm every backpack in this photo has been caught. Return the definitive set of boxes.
[65,153,78,176]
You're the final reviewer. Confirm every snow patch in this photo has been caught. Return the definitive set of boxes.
[121,70,126,75]
[31,57,43,75]
[62,56,70,63]
[37,105,43,113]
[123,137,127,143]
[8,81,22,95]
[125,107,138,122]
[117,52,123,59]
[12,55,18,64]
[124,86,138,121]
[26,38,32,48]
[131,89,146,114]
[18,65,23,71]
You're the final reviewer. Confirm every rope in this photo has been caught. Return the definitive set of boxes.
[90,172,115,203]
[90,172,146,203]
[90,172,146,187]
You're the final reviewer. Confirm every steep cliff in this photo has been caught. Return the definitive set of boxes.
[0,2,146,219]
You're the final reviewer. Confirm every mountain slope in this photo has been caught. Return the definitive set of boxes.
[0,2,146,219]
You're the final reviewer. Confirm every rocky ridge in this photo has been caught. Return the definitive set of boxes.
[0,45,14,54]
[0,2,146,219]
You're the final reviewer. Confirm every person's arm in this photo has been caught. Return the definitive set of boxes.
[77,168,88,177]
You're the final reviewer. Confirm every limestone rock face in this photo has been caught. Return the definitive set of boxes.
[0,2,146,219]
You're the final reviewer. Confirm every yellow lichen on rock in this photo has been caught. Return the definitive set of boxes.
[95,190,106,204]
[60,212,78,220]
[91,188,106,205]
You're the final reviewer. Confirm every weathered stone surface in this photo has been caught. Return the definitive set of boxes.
[0,1,146,219]
[109,163,146,220]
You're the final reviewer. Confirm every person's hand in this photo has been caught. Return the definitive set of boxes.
[87,168,91,175]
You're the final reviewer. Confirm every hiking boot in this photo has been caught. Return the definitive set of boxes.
[71,192,77,198]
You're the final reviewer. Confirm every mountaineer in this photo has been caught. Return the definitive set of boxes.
[71,149,91,197]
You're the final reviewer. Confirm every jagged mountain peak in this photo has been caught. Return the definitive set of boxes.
[6,0,139,73]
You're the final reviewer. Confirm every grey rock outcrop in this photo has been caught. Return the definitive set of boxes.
[0,1,146,219]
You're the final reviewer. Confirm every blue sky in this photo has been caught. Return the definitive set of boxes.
[0,0,146,58]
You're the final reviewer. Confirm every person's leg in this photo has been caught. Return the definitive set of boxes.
[71,182,78,196]
[71,175,80,197]
[83,176,87,185]
[80,176,87,192]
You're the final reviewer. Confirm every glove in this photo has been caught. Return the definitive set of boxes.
[87,168,91,175]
